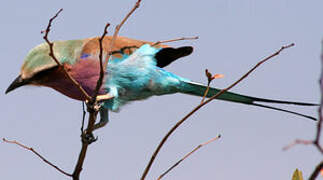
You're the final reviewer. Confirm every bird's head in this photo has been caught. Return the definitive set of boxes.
[5,40,83,94]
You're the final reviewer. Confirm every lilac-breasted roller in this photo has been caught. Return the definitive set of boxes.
[5,36,317,130]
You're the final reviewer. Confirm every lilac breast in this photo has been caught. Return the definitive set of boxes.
[45,59,106,101]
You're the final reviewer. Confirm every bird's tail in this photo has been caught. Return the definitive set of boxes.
[179,81,318,121]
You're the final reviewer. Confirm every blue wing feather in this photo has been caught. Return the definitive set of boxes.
[103,44,188,111]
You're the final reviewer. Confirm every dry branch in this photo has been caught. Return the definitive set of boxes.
[152,36,199,46]
[283,43,323,180]
[157,135,221,180]
[309,161,323,180]
[140,43,295,180]
[72,1,142,179]
[42,9,92,101]
[103,0,142,69]
[7,1,142,179]
[282,42,323,155]
[3,138,72,177]
[201,69,224,104]
[93,23,110,101]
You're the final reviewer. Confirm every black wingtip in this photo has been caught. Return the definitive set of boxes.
[155,46,193,68]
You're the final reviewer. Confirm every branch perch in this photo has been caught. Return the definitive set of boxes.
[72,1,142,179]
[6,1,142,179]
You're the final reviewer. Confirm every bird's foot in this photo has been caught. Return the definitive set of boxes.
[85,100,101,112]
[81,132,98,144]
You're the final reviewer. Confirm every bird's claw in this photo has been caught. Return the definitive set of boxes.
[84,100,101,113]
[81,132,98,144]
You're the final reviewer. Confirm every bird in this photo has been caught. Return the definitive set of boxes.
[5,36,318,131]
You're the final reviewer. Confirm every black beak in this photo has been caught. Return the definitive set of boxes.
[5,75,29,94]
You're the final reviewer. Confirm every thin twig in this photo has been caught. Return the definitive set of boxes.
[152,36,199,47]
[283,107,322,153]
[282,139,314,151]
[141,43,295,180]
[282,45,323,154]
[72,111,98,180]
[72,1,142,179]
[157,135,221,180]
[103,0,142,69]
[92,23,110,101]
[201,81,211,104]
[201,69,212,104]
[309,161,323,180]
[3,138,72,177]
[201,69,223,104]
[42,8,92,101]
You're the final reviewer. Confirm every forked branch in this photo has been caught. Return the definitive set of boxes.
[72,1,142,179]
[42,9,92,101]
[103,0,142,69]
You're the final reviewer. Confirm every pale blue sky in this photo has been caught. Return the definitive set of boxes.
[1,0,322,179]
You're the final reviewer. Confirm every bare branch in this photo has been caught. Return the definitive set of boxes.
[72,111,98,180]
[201,69,224,104]
[152,36,199,47]
[282,139,314,151]
[72,1,142,179]
[284,108,323,154]
[3,138,72,177]
[42,8,92,101]
[141,43,295,180]
[157,135,221,180]
[103,0,142,69]
[309,161,323,180]
[283,43,323,154]
[92,23,110,101]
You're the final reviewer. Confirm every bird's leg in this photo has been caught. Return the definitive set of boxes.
[82,132,98,144]
[81,105,99,144]
[93,107,109,131]
[87,89,116,133]
[93,94,113,130]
